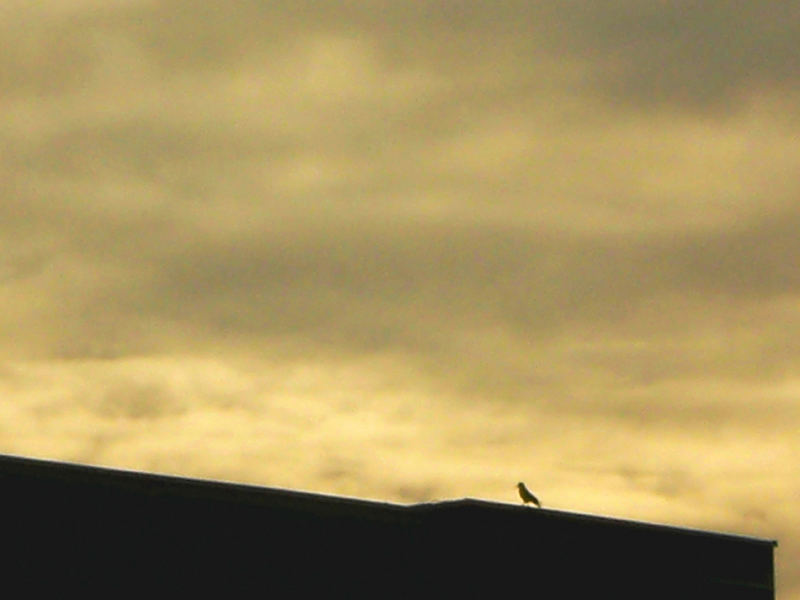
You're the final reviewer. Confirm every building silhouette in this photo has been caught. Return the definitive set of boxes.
[2,453,776,598]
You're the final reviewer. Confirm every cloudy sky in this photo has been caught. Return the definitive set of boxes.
[2,0,798,594]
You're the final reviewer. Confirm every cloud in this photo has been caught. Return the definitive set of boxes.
[8,208,799,374]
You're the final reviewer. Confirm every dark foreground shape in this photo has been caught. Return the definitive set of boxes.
[1,454,776,598]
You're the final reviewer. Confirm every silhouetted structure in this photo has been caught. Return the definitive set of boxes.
[2,454,775,597]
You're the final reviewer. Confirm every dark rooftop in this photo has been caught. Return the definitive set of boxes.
[1,453,776,598]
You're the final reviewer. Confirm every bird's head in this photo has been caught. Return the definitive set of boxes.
[516,482,524,489]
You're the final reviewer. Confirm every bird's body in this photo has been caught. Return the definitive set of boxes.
[516,482,541,507]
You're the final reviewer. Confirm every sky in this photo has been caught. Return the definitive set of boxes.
[2,0,798,594]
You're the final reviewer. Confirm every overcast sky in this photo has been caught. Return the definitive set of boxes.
[2,1,798,594]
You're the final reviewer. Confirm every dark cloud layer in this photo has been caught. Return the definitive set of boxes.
[6,206,799,398]
[5,1,798,111]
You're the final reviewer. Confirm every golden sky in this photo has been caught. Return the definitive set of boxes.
[2,1,798,594]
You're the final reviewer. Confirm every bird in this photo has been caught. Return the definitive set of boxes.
[516,482,541,508]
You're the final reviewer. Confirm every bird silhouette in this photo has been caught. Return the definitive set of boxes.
[516,482,541,507]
